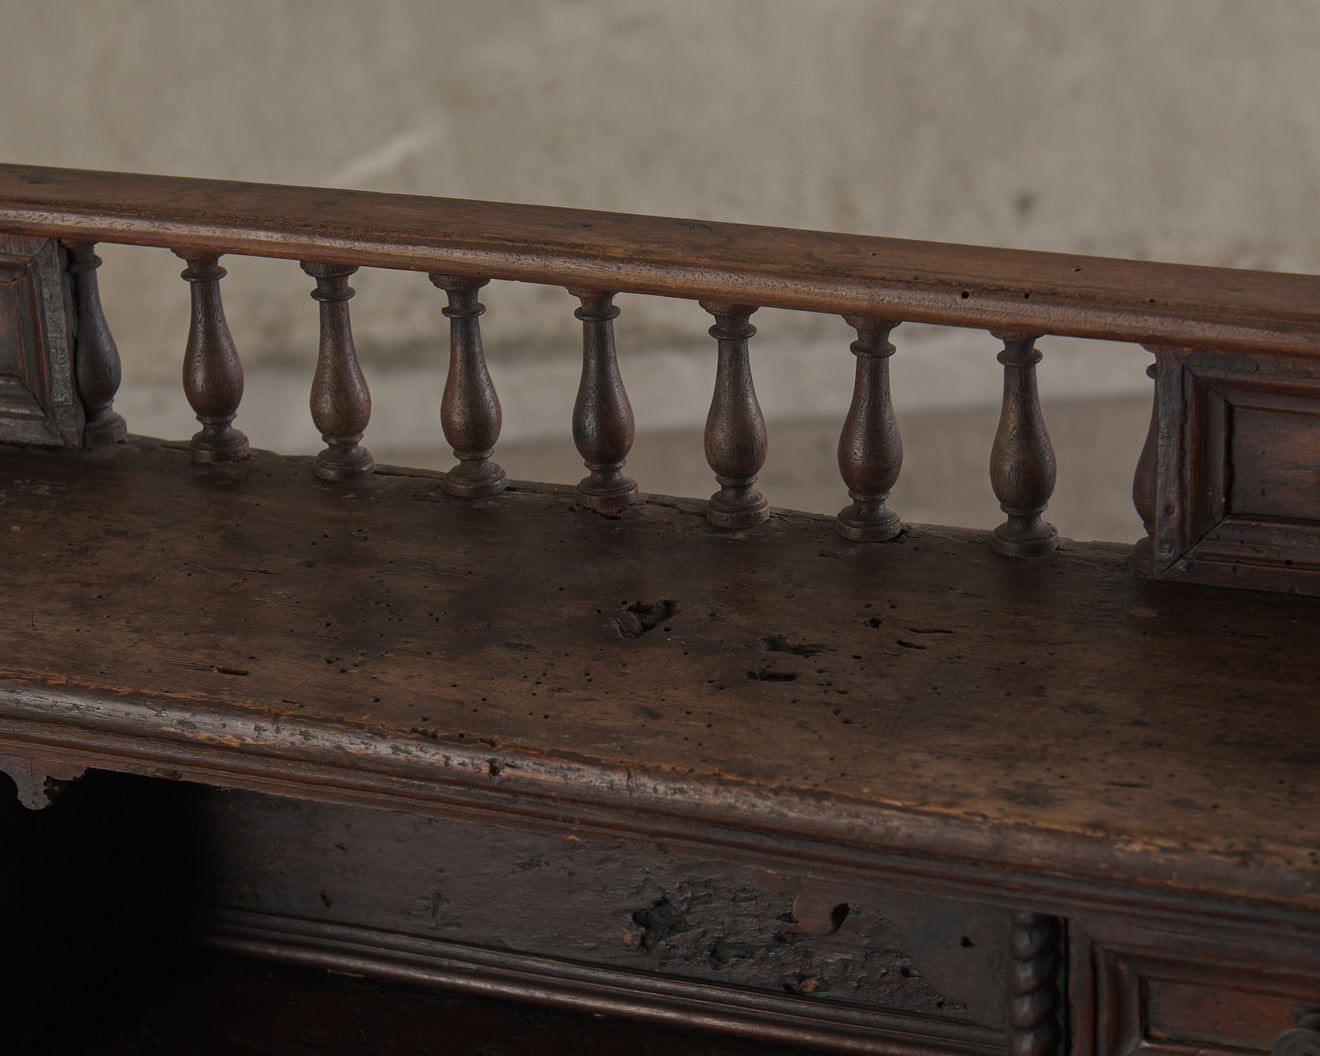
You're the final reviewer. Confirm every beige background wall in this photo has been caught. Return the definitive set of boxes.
[4,1,1318,536]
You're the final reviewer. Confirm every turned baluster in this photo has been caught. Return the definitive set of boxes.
[1133,360,1159,541]
[837,317,903,541]
[66,243,127,446]
[700,301,768,529]
[302,262,373,482]
[177,252,248,463]
[990,333,1058,557]
[570,288,638,514]
[429,275,505,498]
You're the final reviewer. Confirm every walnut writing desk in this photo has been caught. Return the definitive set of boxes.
[0,167,1317,1055]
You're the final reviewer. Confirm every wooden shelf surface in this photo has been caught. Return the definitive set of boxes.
[0,440,1317,914]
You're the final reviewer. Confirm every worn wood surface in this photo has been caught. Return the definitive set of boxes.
[0,769,837,1056]
[1,769,998,1055]
[197,785,1007,1050]
[1,165,1319,356]
[0,441,1317,917]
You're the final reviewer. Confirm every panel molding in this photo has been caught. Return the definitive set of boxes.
[0,234,82,446]
[1071,925,1320,1056]
[206,907,1004,1056]
[1138,349,1320,593]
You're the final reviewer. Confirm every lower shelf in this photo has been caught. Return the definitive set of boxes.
[12,951,832,1056]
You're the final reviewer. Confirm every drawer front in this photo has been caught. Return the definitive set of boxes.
[197,787,1010,1053]
[1075,926,1320,1056]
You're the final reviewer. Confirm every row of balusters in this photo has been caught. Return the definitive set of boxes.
[64,242,1076,559]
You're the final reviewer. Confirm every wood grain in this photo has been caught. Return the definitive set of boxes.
[1,165,1318,355]
[0,441,1316,917]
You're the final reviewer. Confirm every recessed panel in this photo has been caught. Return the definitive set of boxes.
[1146,978,1303,1054]
[1077,930,1320,1056]
[1229,403,1320,522]
[0,274,21,376]
[1147,352,1320,593]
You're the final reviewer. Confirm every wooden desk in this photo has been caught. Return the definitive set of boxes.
[1,440,1316,1053]
[3,165,1319,1053]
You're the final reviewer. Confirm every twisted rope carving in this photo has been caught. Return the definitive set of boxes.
[1009,911,1063,1056]
[1273,1013,1320,1056]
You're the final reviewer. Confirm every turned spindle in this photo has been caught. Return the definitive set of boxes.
[1133,360,1159,544]
[302,262,373,482]
[66,243,127,447]
[429,275,505,498]
[837,317,903,541]
[177,253,248,463]
[990,333,1058,557]
[700,301,768,529]
[570,289,638,514]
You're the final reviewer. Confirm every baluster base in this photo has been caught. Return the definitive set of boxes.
[992,510,1059,558]
[1127,535,1156,575]
[836,494,902,542]
[445,455,506,499]
[577,466,639,515]
[82,410,127,448]
[190,424,249,465]
[315,442,375,483]
[707,480,769,530]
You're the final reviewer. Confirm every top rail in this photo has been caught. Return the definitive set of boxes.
[1,164,1318,357]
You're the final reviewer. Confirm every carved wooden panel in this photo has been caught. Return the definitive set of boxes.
[1072,924,1320,1056]
[197,786,1008,1054]
[0,234,82,446]
[1139,348,1320,593]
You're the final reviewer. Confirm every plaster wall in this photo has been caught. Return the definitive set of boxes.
[3,1,1318,459]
